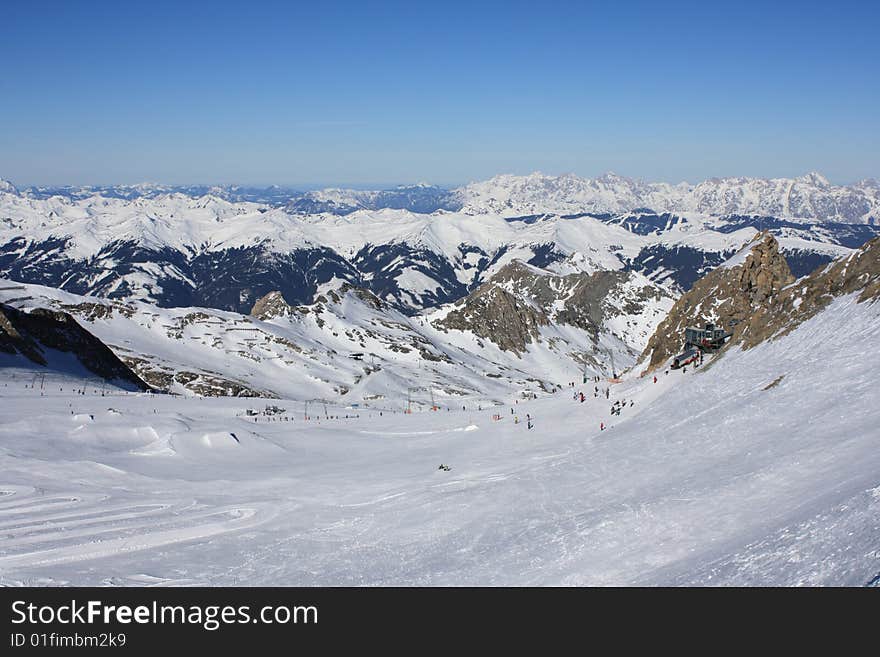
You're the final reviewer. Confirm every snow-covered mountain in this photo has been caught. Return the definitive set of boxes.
[0,187,869,315]
[0,298,148,391]
[2,193,879,586]
[0,265,671,404]
[17,182,302,205]
[8,170,879,221]
[285,184,459,215]
[1,243,878,585]
[432,261,673,365]
[0,172,877,323]
[15,181,460,214]
[457,171,880,223]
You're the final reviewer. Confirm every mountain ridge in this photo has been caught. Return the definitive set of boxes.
[639,232,880,372]
[3,170,877,222]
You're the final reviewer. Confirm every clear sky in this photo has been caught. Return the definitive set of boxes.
[1,0,877,187]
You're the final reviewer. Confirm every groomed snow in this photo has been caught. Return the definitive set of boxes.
[0,294,878,585]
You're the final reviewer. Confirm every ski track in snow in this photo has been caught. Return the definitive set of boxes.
[0,492,272,570]
[0,295,877,585]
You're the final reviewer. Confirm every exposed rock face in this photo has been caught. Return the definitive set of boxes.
[323,283,386,311]
[739,235,880,349]
[0,303,150,390]
[250,291,292,320]
[118,354,272,397]
[641,233,880,370]
[252,284,386,321]
[733,232,797,305]
[438,281,549,354]
[640,232,794,370]
[482,261,616,340]
[436,260,673,355]
[0,305,44,364]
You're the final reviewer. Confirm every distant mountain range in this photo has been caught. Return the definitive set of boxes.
[0,171,878,321]
[6,171,879,222]
[457,172,880,223]
[2,232,877,406]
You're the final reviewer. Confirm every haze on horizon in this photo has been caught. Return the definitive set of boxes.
[1,0,877,188]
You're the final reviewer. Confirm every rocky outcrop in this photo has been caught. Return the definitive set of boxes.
[484,261,621,339]
[640,232,794,370]
[436,260,673,355]
[738,235,880,348]
[0,303,151,390]
[323,283,386,311]
[252,284,386,321]
[641,233,880,370]
[119,354,272,397]
[250,291,293,320]
[438,282,549,354]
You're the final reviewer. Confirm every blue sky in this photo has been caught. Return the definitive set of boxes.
[1,0,877,187]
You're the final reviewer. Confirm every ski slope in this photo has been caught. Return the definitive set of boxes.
[0,277,647,404]
[0,294,878,585]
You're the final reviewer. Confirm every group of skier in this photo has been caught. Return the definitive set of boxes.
[566,373,640,433]
[511,409,534,430]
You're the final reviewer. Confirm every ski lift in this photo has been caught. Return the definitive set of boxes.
[406,385,439,413]
[304,398,329,420]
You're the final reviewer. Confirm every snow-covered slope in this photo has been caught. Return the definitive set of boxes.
[0,272,666,404]
[430,260,673,368]
[0,281,877,585]
[0,298,148,392]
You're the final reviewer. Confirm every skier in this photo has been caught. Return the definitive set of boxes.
[653,375,657,384]
[600,422,605,431]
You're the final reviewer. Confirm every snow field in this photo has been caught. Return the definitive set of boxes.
[0,295,878,585]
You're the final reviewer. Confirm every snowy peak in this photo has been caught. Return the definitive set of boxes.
[285,185,460,215]
[0,178,17,195]
[458,171,670,216]
[435,259,674,358]
[797,171,831,187]
[739,235,880,349]
[458,171,879,222]
[250,291,294,320]
[7,171,879,222]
